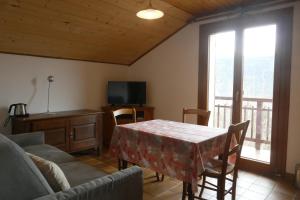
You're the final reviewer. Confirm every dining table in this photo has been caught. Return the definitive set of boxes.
[110,119,228,200]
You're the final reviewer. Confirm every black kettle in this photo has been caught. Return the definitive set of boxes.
[8,103,28,117]
[3,103,29,127]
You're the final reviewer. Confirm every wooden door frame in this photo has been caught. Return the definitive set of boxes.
[198,8,293,175]
[198,19,239,125]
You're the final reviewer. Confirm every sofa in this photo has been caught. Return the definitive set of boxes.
[0,132,143,200]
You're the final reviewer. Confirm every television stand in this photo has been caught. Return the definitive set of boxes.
[102,105,154,148]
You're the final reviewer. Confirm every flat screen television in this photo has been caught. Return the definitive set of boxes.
[107,81,146,106]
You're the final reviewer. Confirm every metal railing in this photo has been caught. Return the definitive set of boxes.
[213,96,273,150]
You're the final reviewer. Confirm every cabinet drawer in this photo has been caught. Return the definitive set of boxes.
[32,119,66,130]
[70,115,96,125]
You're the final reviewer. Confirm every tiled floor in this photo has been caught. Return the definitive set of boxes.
[76,152,299,200]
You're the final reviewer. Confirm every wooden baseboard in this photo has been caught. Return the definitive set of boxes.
[239,158,271,175]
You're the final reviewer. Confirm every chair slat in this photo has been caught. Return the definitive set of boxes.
[182,108,211,126]
[112,108,136,126]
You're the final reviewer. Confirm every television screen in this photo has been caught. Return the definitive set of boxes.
[107,81,146,105]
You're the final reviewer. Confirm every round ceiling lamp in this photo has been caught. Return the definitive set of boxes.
[136,0,164,20]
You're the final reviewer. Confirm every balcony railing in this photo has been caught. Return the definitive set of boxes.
[213,96,273,150]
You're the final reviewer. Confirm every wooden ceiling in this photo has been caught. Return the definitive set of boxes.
[162,0,276,16]
[0,0,276,65]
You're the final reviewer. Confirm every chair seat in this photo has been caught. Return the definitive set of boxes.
[203,158,234,177]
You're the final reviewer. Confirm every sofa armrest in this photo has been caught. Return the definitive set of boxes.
[34,166,143,200]
[7,132,45,147]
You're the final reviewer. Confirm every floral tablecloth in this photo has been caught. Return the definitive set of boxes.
[110,119,228,192]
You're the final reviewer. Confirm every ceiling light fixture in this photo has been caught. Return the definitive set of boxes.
[136,0,164,20]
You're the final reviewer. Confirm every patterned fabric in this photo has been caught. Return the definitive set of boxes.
[110,119,228,192]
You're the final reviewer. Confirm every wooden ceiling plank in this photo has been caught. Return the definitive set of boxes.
[162,0,276,16]
[0,2,182,46]
[29,0,186,34]
[0,0,278,64]
[1,19,165,64]
[0,12,164,47]
[0,27,157,56]
[0,0,187,64]
[0,33,134,64]
[1,19,174,61]
[101,0,192,21]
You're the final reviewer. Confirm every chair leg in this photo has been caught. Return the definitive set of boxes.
[217,178,225,200]
[232,182,236,200]
[231,174,238,200]
[95,146,100,156]
[156,172,160,181]
[155,173,165,181]
[187,183,194,200]
[182,182,187,200]
[199,175,206,198]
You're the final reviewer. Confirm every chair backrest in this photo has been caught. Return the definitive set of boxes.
[182,108,211,126]
[112,108,137,126]
[221,120,250,175]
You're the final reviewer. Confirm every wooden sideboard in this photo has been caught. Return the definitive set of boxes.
[102,106,154,148]
[12,109,103,154]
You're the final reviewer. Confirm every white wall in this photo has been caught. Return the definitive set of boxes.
[129,2,300,173]
[129,24,199,122]
[0,53,128,134]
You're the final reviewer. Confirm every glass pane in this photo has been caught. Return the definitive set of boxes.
[208,31,235,128]
[241,25,276,163]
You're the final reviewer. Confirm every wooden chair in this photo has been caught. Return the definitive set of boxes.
[193,120,250,200]
[112,108,136,126]
[112,108,136,170]
[182,108,211,126]
[113,108,162,181]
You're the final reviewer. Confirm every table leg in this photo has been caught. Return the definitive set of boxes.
[182,182,187,200]
[118,159,122,170]
[94,146,100,156]
[187,183,194,200]
[122,160,128,169]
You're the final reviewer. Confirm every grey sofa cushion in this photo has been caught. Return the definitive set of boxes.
[7,131,45,147]
[33,166,143,200]
[0,134,54,200]
[58,161,107,187]
[24,144,75,164]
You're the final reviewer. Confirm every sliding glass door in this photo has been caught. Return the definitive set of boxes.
[241,25,276,163]
[199,8,293,174]
[208,25,276,163]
